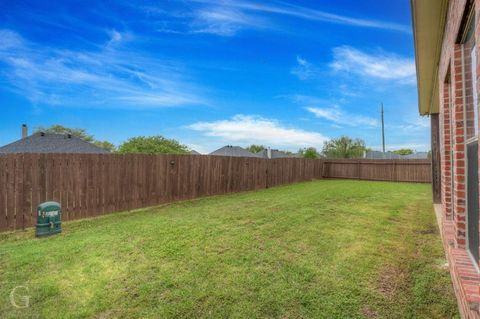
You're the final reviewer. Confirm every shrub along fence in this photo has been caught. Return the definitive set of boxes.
[0,154,431,232]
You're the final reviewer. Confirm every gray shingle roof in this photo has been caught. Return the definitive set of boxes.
[209,146,258,157]
[255,149,299,159]
[0,133,110,154]
[403,152,429,159]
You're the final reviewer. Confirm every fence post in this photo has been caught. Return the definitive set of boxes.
[265,160,269,189]
[393,160,397,182]
[357,160,361,179]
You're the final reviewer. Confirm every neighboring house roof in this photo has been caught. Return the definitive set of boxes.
[411,0,449,115]
[364,150,429,160]
[0,132,110,154]
[255,149,298,159]
[209,146,258,157]
[190,150,201,155]
[403,152,429,159]
[364,151,397,159]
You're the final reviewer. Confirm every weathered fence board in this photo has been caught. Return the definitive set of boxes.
[0,154,430,232]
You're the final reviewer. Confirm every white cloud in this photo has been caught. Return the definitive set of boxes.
[109,30,123,43]
[330,46,416,83]
[189,0,411,33]
[191,7,266,36]
[291,55,317,80]
[0,29,23,50]
[150,0,410,36]
[105,29,132,47]
[305,106,378,128]
[286,95,378,128]
[150,5,270,36]
[188,114,328,149]
[306,106,340,122]
[184,143,210,154]
[393,116,430,132]
[0,29,206,108]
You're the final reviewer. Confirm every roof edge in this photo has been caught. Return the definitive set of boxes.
[411,0,449,115]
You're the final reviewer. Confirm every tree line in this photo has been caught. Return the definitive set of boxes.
[35,125,416,159]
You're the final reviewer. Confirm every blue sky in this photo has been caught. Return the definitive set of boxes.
[0,0,428,153]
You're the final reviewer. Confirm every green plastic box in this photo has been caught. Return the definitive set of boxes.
[36,201,62,237]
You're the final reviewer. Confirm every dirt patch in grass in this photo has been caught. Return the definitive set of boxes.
[238,219,256,225]
[385,216,401,223]
[362,305,379,318]
[415,225,437,235]
[268,206,281,213]
[368,200,460,319]
[377,264,407,300]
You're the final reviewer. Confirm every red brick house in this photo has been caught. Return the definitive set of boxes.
[411,0,480,317]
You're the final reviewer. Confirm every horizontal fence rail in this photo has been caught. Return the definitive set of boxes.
[0,154,431,232]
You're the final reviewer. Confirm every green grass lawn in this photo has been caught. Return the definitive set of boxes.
[0,180,459,319]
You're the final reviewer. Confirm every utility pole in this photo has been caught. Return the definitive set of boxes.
[381,103,385,153]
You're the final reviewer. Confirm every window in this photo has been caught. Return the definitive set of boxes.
[463,15,478,140]
[461,10,480,265]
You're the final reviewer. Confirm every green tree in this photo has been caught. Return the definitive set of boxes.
[246,144,266,153]
[299,147,319,159]
[118,136,189,155]
[94,141,116,152]
[392,148,414,156]
[35,125,94,142]
[322,136,366,159]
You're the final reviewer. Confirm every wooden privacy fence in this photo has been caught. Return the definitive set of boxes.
[0,154,431,232]
[322,159,432,183]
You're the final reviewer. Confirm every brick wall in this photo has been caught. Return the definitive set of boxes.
[441,74,454,219]
[437,0,480,318]
[453,43,468,249]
